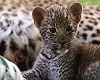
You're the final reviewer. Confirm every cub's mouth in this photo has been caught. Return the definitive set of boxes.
[58,41,71,49]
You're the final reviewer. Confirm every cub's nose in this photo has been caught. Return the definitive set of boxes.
[59,41,66,46]
[58,36,66,46]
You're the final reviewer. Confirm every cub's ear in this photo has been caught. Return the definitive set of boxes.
[32,7,47,28]
[67,2,82,23]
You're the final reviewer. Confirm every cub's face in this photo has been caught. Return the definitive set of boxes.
[32,3,82,49]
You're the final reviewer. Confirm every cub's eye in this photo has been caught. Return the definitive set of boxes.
[66,26,73,32]
[49,28,56,33]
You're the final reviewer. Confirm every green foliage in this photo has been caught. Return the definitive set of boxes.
[79,0,100,5]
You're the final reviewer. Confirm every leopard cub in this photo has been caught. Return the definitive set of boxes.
[22,2,82,80]
[23,2,100,80]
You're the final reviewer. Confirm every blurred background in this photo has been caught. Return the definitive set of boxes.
[79,0,100,5]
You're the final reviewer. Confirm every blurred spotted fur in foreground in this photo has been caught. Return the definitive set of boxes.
[22,2,100,80]
[0,12,42,71]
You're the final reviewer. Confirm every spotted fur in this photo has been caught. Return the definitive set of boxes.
[0,0,76,11]
[76,4,100,44]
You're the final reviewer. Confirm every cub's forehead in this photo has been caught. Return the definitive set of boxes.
[47,5,68,19]
[46,5,69,27]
